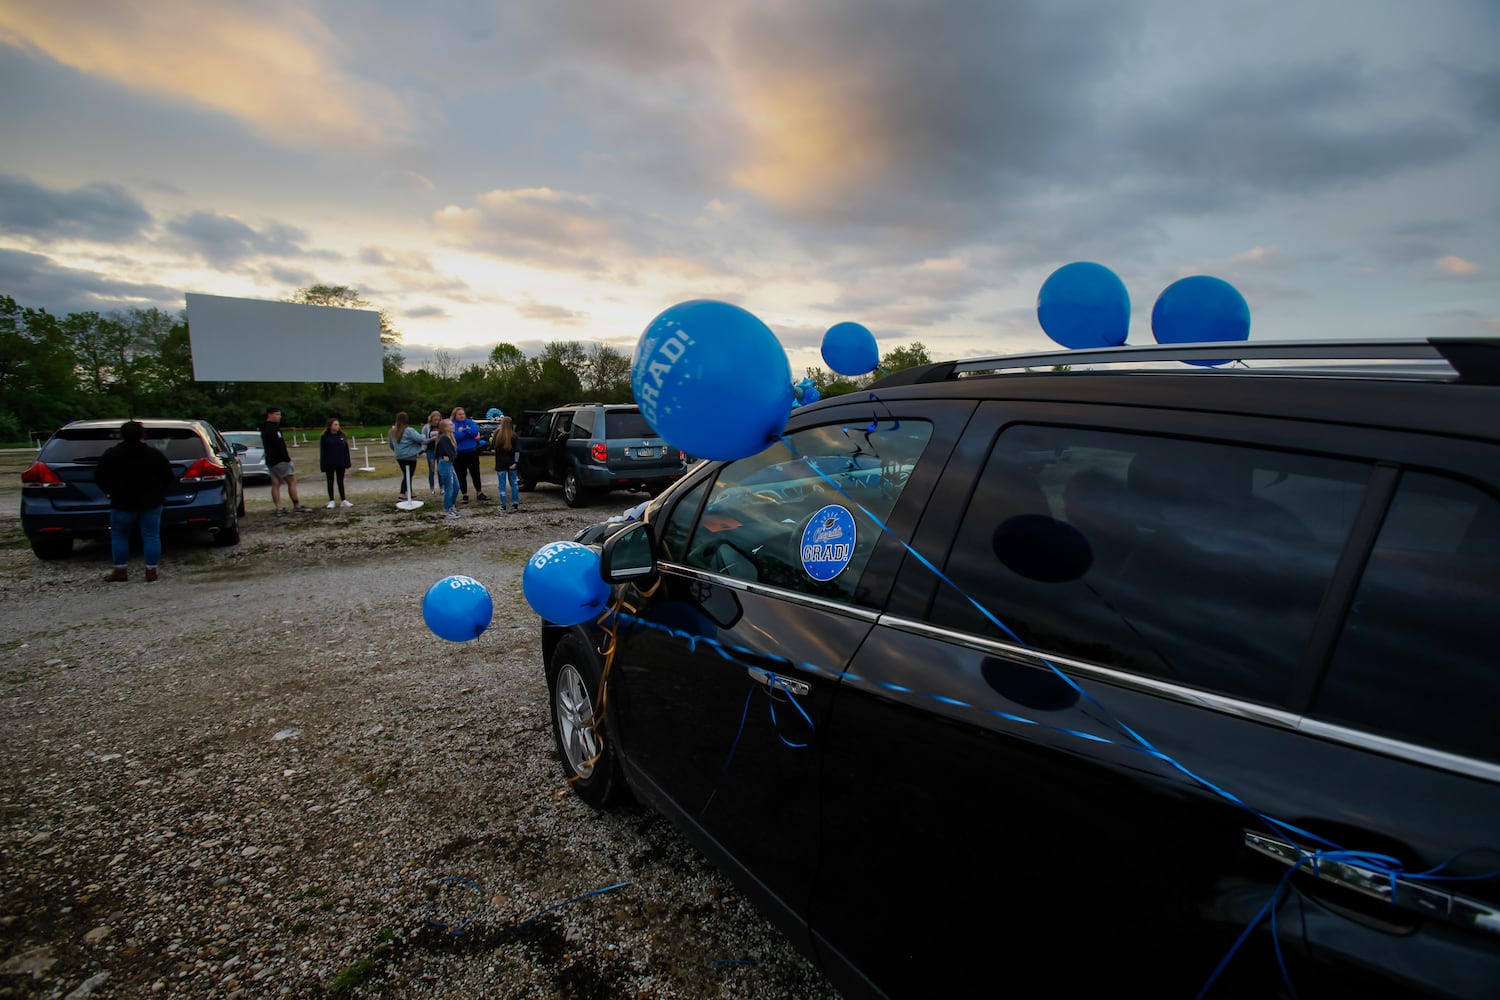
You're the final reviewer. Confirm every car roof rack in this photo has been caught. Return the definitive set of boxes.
[875,338,1500,388]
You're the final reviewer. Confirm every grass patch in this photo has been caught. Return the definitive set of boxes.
[326,956,380,995]
[398,527,453,547]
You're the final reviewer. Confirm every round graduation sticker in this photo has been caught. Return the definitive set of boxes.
[799,504,857,581]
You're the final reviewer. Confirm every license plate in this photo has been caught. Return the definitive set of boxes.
[634,447,657,458]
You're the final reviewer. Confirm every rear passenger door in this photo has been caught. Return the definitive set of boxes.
[810,402,1500,997]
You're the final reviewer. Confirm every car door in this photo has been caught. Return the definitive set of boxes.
[518,412,558,484]
[607,401,962,954]
[810,401,1500,998]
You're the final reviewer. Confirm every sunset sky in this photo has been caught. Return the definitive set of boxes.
[1,0,1495,377]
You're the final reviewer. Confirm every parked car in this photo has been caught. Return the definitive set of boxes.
[223,430,269,481]
[542,339,1500,999]
[21,418,245,560]
[518,403,687,507]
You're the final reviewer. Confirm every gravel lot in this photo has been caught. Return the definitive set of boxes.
[0,455,839,1000]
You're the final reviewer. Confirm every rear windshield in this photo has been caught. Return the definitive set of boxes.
[41,427,207,463]
[604,410,654,439]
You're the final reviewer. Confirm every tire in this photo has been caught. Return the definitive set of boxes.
[563,470,588,507]
[212,509,240,547]
[518,474,536,493]
[546,633,629,808]
[236,494,246,518]
[30,535,72,560]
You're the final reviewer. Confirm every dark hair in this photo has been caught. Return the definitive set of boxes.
[324,416,344,437]
[265,406,281,418]
[120,420,145,443]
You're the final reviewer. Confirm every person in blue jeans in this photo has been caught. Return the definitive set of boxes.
[422,409,442,494]
[435,418,460,517]
[492,414,521,511]
[95,420,175,582]
[450,405,489,504]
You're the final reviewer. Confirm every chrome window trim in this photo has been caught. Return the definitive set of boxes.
[659,561,882,622]
[876,614,1500,785]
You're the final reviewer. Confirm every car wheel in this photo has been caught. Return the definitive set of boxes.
[563,470,588,507]
[30,536,72,560]
[518,474,536,493]
[212,510,240,547]
[546,633,629,808]
[236,494,246,518]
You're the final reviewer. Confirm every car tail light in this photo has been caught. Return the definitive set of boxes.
[591,442,608,462]
[180,458,226,483]
[679,450,687,463]
[21,462,65,487]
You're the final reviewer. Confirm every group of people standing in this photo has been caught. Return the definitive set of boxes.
[378,406,521,519]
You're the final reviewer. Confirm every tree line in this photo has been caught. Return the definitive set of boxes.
[1,284,930,442]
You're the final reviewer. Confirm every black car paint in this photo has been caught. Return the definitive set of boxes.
[543,373,1500,998]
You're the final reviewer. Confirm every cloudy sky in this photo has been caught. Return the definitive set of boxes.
[0,0,1495,375]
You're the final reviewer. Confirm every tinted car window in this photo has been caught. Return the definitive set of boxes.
[682,419,931,603]
[604,410,654,438]
[931,424,1367,706]
[43,428,206,463]
[1317,471,1500,762]
[658,477,709,562]
[571,411,594,438]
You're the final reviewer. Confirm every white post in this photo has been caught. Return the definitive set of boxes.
[360,446,375,472]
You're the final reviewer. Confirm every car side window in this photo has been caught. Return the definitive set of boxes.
[1315,471,1499,763]
[553,413,573,439]
[680,420,932,605]
[658,477,710,562]
[930,424,1369,707]
[571,411,594,438]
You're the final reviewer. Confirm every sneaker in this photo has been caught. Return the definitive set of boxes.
[326,500,337,509]
[340,499,353,507]
[446,509,460,519]
[144,568,159,583]
[275,508,289,516]
[476,493,491,503]
[461,495,470,505]
[512,504,520,512]
[293,505,313,513]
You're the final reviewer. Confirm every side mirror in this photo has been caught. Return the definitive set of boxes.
[231,442,247,454]
[600,521,656,584]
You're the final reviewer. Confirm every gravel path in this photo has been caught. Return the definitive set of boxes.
[0,466,840,999]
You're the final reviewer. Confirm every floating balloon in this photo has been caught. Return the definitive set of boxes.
[821,322,880,376]
[1151,275,1250,367]
[1036,262,1131,349]
[631,300,792,462]
[523,541,612,626]
[423,575,494,642]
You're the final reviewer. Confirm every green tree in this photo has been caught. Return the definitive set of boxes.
[582,343,632,401]
[0,295,77,438]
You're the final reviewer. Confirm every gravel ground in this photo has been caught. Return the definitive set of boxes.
[0,460,840,1000]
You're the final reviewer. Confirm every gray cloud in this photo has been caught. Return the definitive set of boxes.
[404,304,448,319]
[0,247,181,315]
[516,300,587,324]
[0,172,153,242]
[164,211,338,266]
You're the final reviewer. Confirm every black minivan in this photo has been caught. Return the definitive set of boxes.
[542,339,1500,999]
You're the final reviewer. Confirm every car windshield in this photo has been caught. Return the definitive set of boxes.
[41,428,206,462]
[604,410,654,438]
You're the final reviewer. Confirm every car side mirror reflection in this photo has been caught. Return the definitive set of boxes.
[231,442,247,453]
[600,521,656,584]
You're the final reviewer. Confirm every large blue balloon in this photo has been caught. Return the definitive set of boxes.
[1151,276,1250,367]
[821,322,880,376]
[423,575,494,642]
[1036,262,1131,349]
[523,541,612,626]
[631,300,792,462]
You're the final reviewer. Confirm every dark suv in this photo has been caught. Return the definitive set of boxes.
[543,339,1500,999]
[21,418,245,560]
[517,403,686,507]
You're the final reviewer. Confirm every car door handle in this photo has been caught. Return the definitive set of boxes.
[747,668,809,697]
[1245,831,1500,935]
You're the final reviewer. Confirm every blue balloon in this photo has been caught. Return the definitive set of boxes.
[1151,276,1250,367]
[1036,262,1130,349]
[631,300,792,462]
[423,575,494,642]
[791,377,821,408]
[523,541,612,626]
[821,322,879,376]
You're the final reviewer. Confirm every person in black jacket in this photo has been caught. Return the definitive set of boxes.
[95,420,176,583]
[259,406,309,514]
[319,417,353,508]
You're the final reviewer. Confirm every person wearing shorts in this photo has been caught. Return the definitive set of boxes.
[259,406,310,514]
